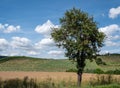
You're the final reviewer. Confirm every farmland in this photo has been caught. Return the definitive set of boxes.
[0,72,120,88]
[0,55,120,88]
[0,56,75,71]
[0,55,120,72]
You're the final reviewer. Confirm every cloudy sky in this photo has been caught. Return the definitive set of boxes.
[0,0,120,59]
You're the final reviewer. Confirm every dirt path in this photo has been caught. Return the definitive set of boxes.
[0,72,119,82]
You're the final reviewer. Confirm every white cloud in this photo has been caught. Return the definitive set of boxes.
[0,24,5,30]
[99,24,120,36]
[48,49,65,59]
[34,20,64,58]
[8,50,21,56]
[4,25,20,33]
[4,24,9,27]
[111,35,120,40]
[11,37,31,49]
[35,20,59,37]
[8,37,40,56]
[0,38,9,51]
[27,51,39,55]
[109,6,120,19]
[0,23,21,33]
[99,24,120,47]
[48,50,63,55]
[0,20,65,59]
[38,38,54,46]
[35,38,55,49]
[105,41,119,47]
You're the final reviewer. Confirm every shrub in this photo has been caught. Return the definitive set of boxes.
[105,69,120,74]
[95,58,107,65]
[84,68,105,74]
[66,68,77,72]
[84,69,95,73]
[94,68,104,74]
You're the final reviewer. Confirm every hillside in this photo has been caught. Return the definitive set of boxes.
[0,56,75,71]
[0,55,120,72]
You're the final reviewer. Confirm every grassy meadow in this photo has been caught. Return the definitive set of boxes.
[0,55,120,72]
[0,56,75,71]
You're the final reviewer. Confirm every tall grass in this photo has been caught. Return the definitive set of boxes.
[89,74,120,86]
[0,75,119,88]
[0,76,38,88]
[0,76,77,88]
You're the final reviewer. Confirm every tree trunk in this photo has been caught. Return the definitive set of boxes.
[77,72,82,87]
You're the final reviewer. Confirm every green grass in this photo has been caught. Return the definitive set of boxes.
[0,55,120,72]
[85,84,120,88]
[0,56,75,71]
[85,55,120,72]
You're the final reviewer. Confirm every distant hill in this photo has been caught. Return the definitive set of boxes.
[0,56,75,71]
[102,53,120,56]
[0,56,8,59]
[0,55,119,72]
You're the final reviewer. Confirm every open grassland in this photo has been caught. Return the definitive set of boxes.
[0,55,120,72]
[0,56,75,71]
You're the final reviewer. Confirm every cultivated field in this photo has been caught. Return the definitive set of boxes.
[0,55,120,72]
[0,72,120,82]
[0,55,120,88]
[0,72,89,82]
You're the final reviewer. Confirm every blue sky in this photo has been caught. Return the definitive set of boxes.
[0,0,120,59]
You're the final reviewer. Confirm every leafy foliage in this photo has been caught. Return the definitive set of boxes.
[51,8,105,76]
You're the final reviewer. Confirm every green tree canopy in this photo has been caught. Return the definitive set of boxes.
[51,8,105,86]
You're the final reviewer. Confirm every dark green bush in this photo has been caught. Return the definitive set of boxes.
[85,68,104,74]
[85,68,120,75]
[105,69,120,75]
[84,69,95,73]
[95,58,107,65]
[94,68,104,74]
[66,68,77,72]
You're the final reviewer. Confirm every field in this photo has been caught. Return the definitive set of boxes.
[0,55,120,88]
[0,72,120,88]
[0,56,75,71]
[0,55,120,72]
[0,72,92,82]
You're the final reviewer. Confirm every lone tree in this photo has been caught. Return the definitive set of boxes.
[51,8,105,86]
